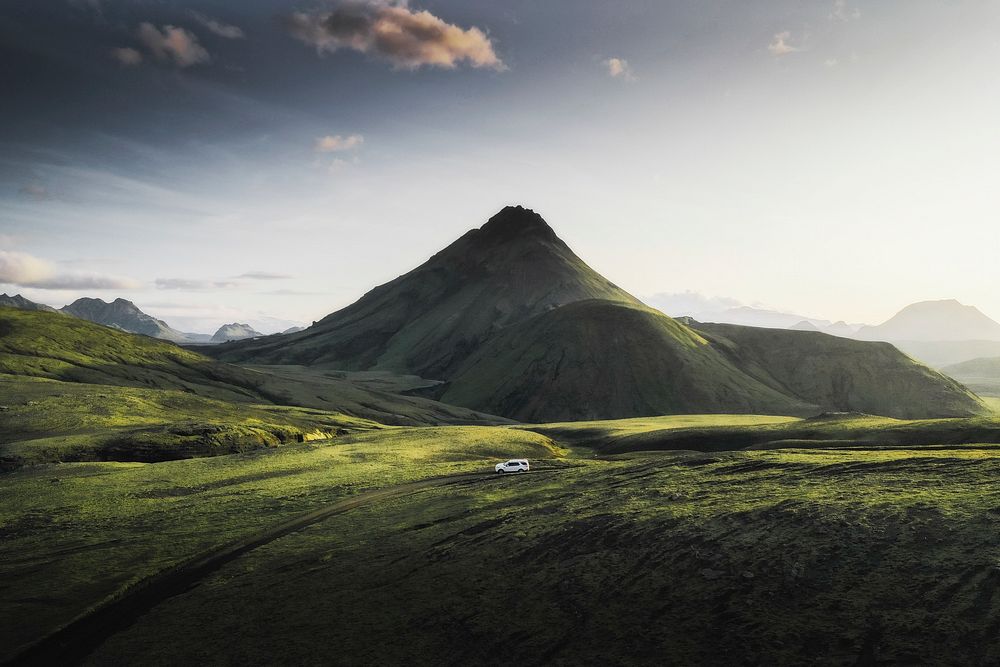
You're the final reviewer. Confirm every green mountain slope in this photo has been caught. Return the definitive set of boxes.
[0,308,503,428]
[692,323,986,419]
[441,300,813,421]
[440,301,985,421]
[208,206,641,377]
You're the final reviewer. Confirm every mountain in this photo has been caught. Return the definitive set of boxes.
[281,326,305,335]
[212,323,264,343]
[858,300,1000,343]
[211,206,640,376]
[60,297,188,342]
[790,320,821,332]
[0,293,58,313]
[207,206,986,421]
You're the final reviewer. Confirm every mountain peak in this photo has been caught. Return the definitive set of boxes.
[474,206,558,245]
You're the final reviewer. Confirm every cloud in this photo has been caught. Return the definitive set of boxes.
[829,0,861,22]
[825,58,839,68]
[768,31,800,56]
[137,23,210,67]
[604,57,637,82]
[315,134,364,153]
[237,272,293,280]
[110,47,143,66]
[0,250,141,290]
[285,1,504,71]
[190,12,245,39]
[155,278,239,290]
[18,183,51,200]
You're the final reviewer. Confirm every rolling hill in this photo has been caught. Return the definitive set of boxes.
[691,323,985,420]
[0,307,506,466]
[206,206,986,421]
[440,300,813,421]
[439,301,984,421]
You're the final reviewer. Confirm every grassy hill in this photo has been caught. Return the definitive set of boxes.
[441,300,814,421]
[0,308,505,466]
[207,206,641,377]
[438,301,986,422]
[693,322,986,419]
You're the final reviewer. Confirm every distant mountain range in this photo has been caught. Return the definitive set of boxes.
[0,294,298,345]
[207,205,984,421]
[653,295,1000,368]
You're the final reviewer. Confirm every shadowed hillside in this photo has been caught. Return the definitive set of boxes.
[441,300,813,421]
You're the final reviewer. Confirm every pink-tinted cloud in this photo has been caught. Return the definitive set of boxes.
[138,23,210,67]
[286,1,504,71]
[0,250,140,290]
[110,47,143,66]
[315,134,364,152]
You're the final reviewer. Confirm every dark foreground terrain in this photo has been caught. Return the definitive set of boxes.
[6,428,1000,666]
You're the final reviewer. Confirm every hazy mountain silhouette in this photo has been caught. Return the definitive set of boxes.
[858,300,1000,342]
[209,206,985,420]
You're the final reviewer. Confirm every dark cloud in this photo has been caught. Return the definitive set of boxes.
[285,1,504,70]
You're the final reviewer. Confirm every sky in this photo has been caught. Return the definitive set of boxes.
[2,0,1000,333]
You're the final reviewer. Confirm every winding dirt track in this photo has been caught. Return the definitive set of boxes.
[8,471,513,666]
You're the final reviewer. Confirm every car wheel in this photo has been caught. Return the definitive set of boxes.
[496,469,503,474]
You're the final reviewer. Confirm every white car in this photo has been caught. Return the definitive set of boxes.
[495,459,530,474]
